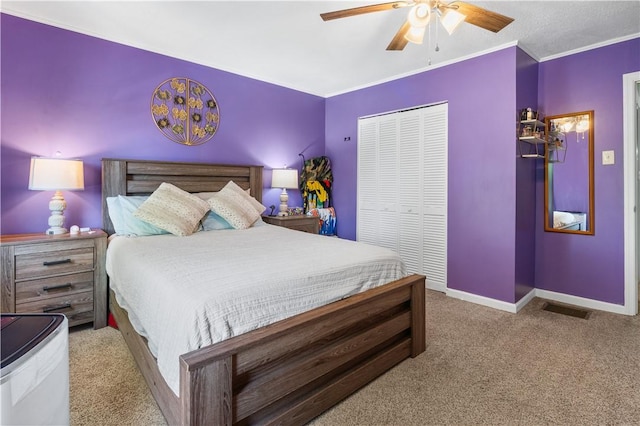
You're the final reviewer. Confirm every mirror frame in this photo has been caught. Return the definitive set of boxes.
[544,110,595,235]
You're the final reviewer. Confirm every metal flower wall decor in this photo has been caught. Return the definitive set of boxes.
[151,77,220,146]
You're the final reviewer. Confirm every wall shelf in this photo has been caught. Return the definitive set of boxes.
[517,114,546,159]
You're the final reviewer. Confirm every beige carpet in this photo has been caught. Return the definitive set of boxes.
[69,291,640,425]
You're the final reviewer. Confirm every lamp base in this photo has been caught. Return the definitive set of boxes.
[277,188,289,216]
[45,190,69,235]
[45,227,68,235]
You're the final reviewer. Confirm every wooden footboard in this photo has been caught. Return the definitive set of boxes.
[110,274,425,425]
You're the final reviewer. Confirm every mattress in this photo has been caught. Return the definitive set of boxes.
[106,224,406,395]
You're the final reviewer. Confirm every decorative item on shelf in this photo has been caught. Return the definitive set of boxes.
[287,207,304,216]
[271,168,299,217]
[520,107,540,121]
[151,77,219,146]
[28,157,85,235]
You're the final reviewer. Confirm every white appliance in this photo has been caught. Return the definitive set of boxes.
[1,314,69,425]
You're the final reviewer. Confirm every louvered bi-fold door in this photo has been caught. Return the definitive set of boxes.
[421,104,448,291]
[357,103,447,292]
[357,118,380,246]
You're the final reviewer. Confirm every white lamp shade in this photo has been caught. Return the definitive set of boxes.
[29,157,85,191]
[404,25,426,44]
[271,168,298,189]
[407,4,431,28]
[440,9,466,35]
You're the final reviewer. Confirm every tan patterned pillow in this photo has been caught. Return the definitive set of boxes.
[133,182,210,236]
[225,181,266,215]
[207,185,261,229]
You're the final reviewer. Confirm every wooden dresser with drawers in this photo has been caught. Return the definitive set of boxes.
[1,230,107,328]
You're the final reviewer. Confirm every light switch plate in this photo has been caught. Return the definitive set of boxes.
[602,150,615,165]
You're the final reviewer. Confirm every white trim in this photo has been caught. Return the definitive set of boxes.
[535,289,628,316]
[515,42,540,62]
[623,71,640,316]
[358,100,448,120]
[516,289,537,312]
[446,288,521,314]
[539,33,640,62]
[444,287,629,315]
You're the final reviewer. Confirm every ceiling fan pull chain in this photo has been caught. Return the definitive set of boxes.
[427,13,433,65]
[435,9,440,52]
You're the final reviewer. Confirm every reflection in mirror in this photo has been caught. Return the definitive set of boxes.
[544,110,594,235]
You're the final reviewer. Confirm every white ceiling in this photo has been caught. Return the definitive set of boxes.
[2,1,639,97]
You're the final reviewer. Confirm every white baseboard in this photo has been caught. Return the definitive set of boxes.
[444,287,628,315]
[534,289,629,315]
[445,288,523,313]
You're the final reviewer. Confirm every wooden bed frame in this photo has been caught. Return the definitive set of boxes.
[101,158,426,426]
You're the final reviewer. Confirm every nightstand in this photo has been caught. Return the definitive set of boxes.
[263,215,320,234]
[1,230,108,329]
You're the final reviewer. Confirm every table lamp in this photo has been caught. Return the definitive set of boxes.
[29,157,85,235]
[271,168,298,217]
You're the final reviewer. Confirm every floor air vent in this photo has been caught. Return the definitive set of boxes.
[542,302,591,319]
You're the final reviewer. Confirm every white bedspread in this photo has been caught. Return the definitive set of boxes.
[106,224,406,395]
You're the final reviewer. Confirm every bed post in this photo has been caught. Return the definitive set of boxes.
[411,278,426,357]
[180,357,233,426]
[101,159,127,235]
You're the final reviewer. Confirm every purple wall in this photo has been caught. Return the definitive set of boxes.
[326,48,520,302]
[1,14,325,234]
[514,48,539,301]
[535,38,640,304]
[3,12,637,307]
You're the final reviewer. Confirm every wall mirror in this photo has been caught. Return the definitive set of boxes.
[544,110,594,235]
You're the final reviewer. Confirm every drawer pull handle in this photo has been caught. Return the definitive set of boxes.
[43,283,73,292]
[42,303,72,313]
[43,259,72,266]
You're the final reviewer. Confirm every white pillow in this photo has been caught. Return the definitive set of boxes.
[106,196,169,236]
[133,183,210,236]
[207,185,261,230]
[106,196,125,235]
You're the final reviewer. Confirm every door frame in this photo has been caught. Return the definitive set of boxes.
[623,71,639,315]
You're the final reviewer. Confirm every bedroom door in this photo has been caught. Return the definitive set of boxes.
[357,102,448,291]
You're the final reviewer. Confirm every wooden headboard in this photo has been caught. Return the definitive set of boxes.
[101,158,263,235]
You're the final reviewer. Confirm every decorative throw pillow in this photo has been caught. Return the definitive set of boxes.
[194,188,260,231]
[224,181,267,215]
[207,185,261,230]
[133,183,210,236]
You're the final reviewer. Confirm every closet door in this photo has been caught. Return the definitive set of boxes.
[398,111,422,274]
[357,103,447,291]
[376,115,399,253]
[422,103,448,291]
[357,118,379,246]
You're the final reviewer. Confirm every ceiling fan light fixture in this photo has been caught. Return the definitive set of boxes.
[404,25,426,44]
[407,4,431,28]
[440,8,466,35]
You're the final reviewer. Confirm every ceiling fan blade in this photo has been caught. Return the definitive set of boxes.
[321,1,411,21]
[449,1,514,33]
[386,21,412,51]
